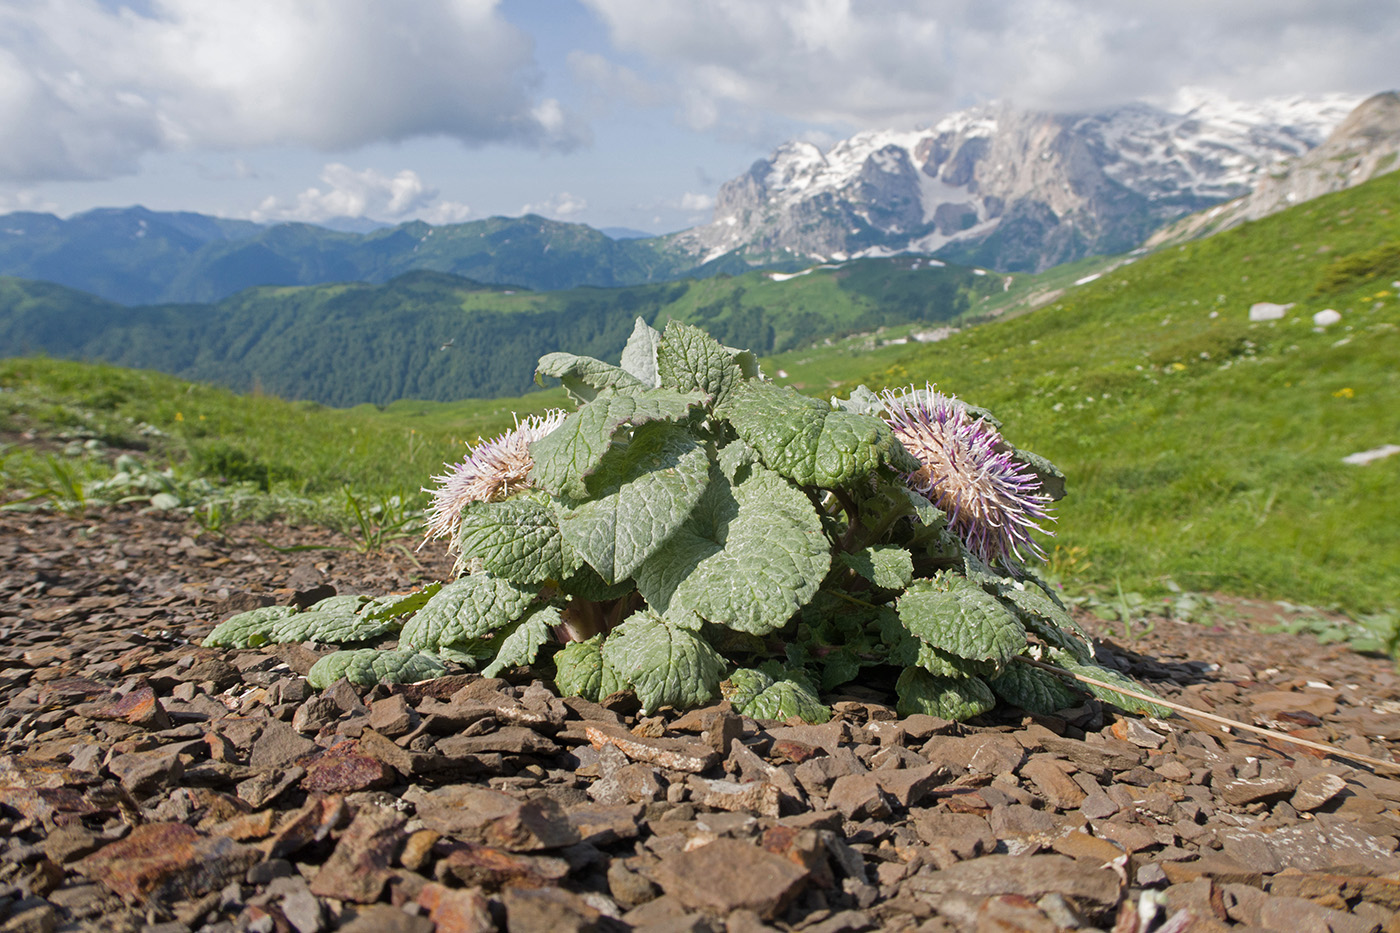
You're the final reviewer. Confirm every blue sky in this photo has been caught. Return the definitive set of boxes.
[1,0,1396,234]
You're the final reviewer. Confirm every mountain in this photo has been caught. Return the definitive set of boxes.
[1146,91,1400,246]
[0,209,744,306]
[0,256,998,406]
[666,91,1362,273]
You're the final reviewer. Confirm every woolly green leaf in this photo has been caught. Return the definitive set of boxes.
[995,580,1092,661]
[1048,651,1173,718]
[558,565,634,602]
[359,584,441,622]
[839,545,914,590]
[305,595,370,615]
[399,574,536,654]
[656,321,751,408]
[482,606,559,678]
[895,667,996,721]
[635,464,829,635]
[528,387,706,499]
[272,608,399,645]
[558,421,711,583]
[915,642,997,680]
[307,649,446,690]
[619,317,663,388]
[601,610,726,714]
[535,352,645,403]
[988,662,1083,715]
[455,495,580,584]
[725,668,830,723]
[830,385,882,416]
[819,647,863,692]
[203,605,298,648]
[723,381,919,488]
[1009,447,1066,502]
[898,572,1026,666]
[554,635,605,701]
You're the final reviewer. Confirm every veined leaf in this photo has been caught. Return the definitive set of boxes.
[455,495,580,584]
[988,662,1083,715]
[398,574,536,655]
[601,610,726,714]
[307,649,446,690]
[203,605,298,648]
[916,642,996,680]
[898,572,1027,666]
[482,606,559,677]
[895,667,996,721]
[529,387,706,499]
[554,635,605,701]
[839,544,914,590]
[558,421,711,583]
[723,381,919,488]
[359,584,441,621]
[723,667,830,723]
[535,351,645,403]
[656,321,754,408]
[995,580,1092,661]
[635,463,829,635]
[1048,651,1173,718]
[619,317,663,388]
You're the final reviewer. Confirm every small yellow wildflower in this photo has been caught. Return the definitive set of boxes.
[174,411,184,422]
[1334,387,1355,399]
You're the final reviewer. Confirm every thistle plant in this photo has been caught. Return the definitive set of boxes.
[204,318,1167,722]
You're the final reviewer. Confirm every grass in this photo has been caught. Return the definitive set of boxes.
[840,170,1400,614]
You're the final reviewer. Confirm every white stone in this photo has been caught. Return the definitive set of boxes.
[1342,444,1400,466]
[1249,301,1293,322]
[1313,309,1342,327]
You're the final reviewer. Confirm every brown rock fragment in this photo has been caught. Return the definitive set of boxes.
[417,882,493,933]
[650,837,810,920]
[1021,758,1087,810]
[75,822,260,904]
[309,805,407,903]
[1291,772,1348,812]
[299,739,396,794]
[79,686,171,730]
[906,854,1122,912]
[584,722,719,773]
[502,885,603,933]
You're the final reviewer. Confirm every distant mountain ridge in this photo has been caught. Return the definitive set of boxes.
[666,90,1364,272]
[0,208,745,306]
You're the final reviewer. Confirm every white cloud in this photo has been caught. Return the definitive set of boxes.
[0,189,59,214]
[0,0,589,182]
[678,192,714,212]
[521,192,588,219]
[581,0,1400,134]
[251,164,472,225]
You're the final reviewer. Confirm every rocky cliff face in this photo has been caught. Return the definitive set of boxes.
[668,92,1361,273]
[1147,91,1400,247]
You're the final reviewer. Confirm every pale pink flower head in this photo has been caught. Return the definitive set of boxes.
[879,384,1054,568]
[422,409,566,546]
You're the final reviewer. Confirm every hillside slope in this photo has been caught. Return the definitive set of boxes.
[0,258,998,406]
[846,170,1400,612]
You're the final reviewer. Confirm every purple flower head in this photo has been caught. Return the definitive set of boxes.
[422,409,566,546]
[879,384,1054,568]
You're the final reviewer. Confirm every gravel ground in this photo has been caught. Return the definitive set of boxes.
[1,506,1398,933]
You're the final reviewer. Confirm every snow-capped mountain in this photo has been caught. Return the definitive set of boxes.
[668,90,1362,272]
[1147,91,1400,247]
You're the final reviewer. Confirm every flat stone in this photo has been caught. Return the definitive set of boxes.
[650,837,811,920]
[78,686,171,730]
[436,725,559,757]
[1219,773,1298,806]
[691,776,781,818]
[1022,758,1087,810]
[568,802,645,846]
[417,882,493,933]
[298,740,395,794]
[1050,830,1125,866]
[236,766,305,808]
[367,693,416,737]
[584,722,719,773]
[1291,772,1348,812]
[75,821,260,904]
[1160,855,1263,887]
[434,840,571,889]
[1258,894,1378,933]
[336,905,434,933]
[309,805,406,903]
[827,773,892,821]
[907,854,1122,910]
[249,719,318,770]
[501,885,603,933]
[873,764,946,808]
[106,746,185,797]
[1249,690,1337,718]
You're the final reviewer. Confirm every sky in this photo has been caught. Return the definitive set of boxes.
[0,0,1397,235]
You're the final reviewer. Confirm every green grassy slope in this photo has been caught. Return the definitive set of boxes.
[840,171,1400,612]
[0,258,998,406]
